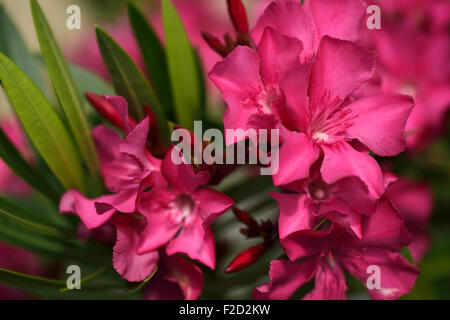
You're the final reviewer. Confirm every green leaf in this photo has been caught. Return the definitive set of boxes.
[0,127,61,201]
[401,246,416,265]
[0,268,65,291]
[30,0,100,180]
[0,52,86,192]
[0,198,67,238]
[127,1,174,119]
[162,0,201,130]
[95,26,170,144]
[69,64,114,96]
[0,4,45,92]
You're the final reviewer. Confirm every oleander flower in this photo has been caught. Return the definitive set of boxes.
[254,199,419,300]
[137,149,234,269]
[362,0,450,151]
[273,36,414,199]
[272,161,375,239]
[60,96,160,229]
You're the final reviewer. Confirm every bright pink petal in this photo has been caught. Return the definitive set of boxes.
[103,95,135,134]
[194,188,234,225]
[331,176,375,214]
[92,125,121,166]
[303,257,347,300]
[279,63,313,132]
[346,93,414,156]
[281,230,330,261]
[342,248,419,300]
[251,0,315,60]
[257,27,303,87]
[270,192,315,239]
[161,149,210,194]
[321,143,384,199]
[59,190,116,229]
[310,37,375,103]
[166,220,216,269]
[112,214,159,282]
[361,198,411,250]
[209,46,261,100]
[253,259,317,300]
[273,129,320,186]
[305,0,366,48]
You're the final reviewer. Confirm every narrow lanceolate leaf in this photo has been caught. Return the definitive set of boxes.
[0,127,60,201]
[95,26,170,144]
[0,4,44,91]
[0,52,85,192]
[162,0,201,130]
[127,1,174,119]
[30,0,100,179]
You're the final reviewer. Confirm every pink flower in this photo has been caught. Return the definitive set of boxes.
[362,0,450,151]
[254,199,419,300]
[209,26,303,144]
[272,162,375,240]
[60,96,160,229]
[137,149,234,269]
[112,214,203,298]
[386,177,433,262]
[251,0,367,59]
[274,36,414,198]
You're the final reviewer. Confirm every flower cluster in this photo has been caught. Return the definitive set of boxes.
[209,0,424,300]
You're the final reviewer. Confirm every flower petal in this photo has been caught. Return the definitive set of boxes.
[310,37,375,103]
[346,93,414,156]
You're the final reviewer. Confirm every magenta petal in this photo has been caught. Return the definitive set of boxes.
[251,0,315,59]
[273,129,320,186]
[321,143,384,199]
[112,215,159,282]
[166,220,216,269]
[59,190,115,229]
[138,211,181,254]
[119,117,160,171]
[303,257,347,300]
[161,254,204,300]
[253,259,317,300]
[92,125,121,166]
[310,37,375,103]
[281,230,330,261]
[279,63,313,131]
[257,27,303,87]
[362,198,411,251]
[209,46,261,100]
[103,95,134,134]
[161,149,210,194]
[270,192,315,239]
[305,0,366,47]
[346,93,414,156]
[194,188,234,225]
[343,248,419,300]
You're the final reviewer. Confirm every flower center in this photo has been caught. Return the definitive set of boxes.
[307,91,357,144]
[308,180,329,201]
[172,194,196,220]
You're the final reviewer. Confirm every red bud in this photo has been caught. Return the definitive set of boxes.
[201,31,227,57]
[225,243,266,274]
[232,207,257,227]
[227,0,249,36]
[85,92,136,130]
